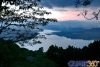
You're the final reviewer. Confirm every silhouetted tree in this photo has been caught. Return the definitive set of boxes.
[0,0,57,45]
[0,39,57,67]
[75,0,93,7]
[87,41,100,60]
[75,0,100,20]
[46,41,100,67]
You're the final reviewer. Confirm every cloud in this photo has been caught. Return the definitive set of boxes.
[91,0,100,7]
[44,7,100,21]
[40,0,100,21]
[41,0,75,8]
[41,20,100,30]
[40,0,100,8]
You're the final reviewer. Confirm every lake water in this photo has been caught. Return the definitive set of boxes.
[23,21,100,51]
[24,30,94,52]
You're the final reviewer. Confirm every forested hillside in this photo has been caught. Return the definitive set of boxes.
[0,39,100,67]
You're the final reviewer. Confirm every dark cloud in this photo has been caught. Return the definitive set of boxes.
[40,0,76,8]
[40,0,100,8]
[91,0,100,7]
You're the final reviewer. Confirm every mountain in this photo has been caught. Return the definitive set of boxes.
[40,20,100,40]
[52,28,100,40]
[40,20,100,30]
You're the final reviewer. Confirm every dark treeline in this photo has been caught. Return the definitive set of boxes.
[46,41,100,67]
[0,39,56,67]
[0,38,100,67]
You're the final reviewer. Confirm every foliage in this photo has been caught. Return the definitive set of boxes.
[77,9,100,20]
[0,0,57,45]
[0,39,57,67]
[75,0,93,7]
[46,41,100,67]
[75,0,100,20]
[0,38,100,67]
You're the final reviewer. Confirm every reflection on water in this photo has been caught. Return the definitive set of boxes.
[24,30,94,52]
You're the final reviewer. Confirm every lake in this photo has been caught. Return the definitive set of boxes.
[23,20,100,51]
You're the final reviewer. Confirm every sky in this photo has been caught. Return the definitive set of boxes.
[0,0,100,51]
[20,0,100,51]
[40,0,100,21]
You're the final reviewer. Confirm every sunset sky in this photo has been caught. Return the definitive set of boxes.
[20,0,100,51]
[40,0,100,21]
